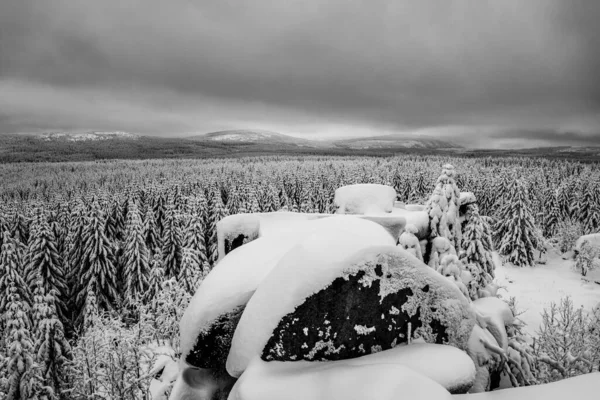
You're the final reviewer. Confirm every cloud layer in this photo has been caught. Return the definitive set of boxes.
[1,0,599,147]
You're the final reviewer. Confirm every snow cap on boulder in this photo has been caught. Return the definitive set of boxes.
[334,184,397,215]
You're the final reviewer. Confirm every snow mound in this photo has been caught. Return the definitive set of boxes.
[405,204,426,211]
[334,184,396,215]
[574,233,600,254]
[340,343,476,393]
[454,372,600,400]
[228,357,452,400]
[227,245,475,377]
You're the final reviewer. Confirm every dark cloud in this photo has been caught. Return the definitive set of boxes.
[1,0,599,147]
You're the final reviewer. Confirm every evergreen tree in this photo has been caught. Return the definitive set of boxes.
[424,164,462,262]
[207,191,228,266]
[183,212,208,264]
[145,252,165,303]
[143,206,161,252]
[24,209,67,320]
[121,201,150,305]
[0,232,32,313]
[32,283,71,398]
[3,283,45,400]
[161,205,183,279]
[543,190,562,238]
[460,204,495,297]
[494,179,540,267]
[75,205,118,323]
[178,248,203,295]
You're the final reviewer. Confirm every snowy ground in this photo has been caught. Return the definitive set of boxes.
[494,250,600,337]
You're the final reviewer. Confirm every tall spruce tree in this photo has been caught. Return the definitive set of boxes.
[161,205,183,279]
[461,204,495,297]
[25,209,67,320]
[424,164,462,262]
[75,205,118,323]
[178,248,203,295]
[32,283,71,398]
[121,201,150,305]
[3,283,44,400]
[0,232,32,313]
[494,179,540,267]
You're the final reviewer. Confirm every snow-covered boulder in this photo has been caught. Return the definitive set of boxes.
[334,184,397,215]
[180,217,403,373]
[228,357,452,400]
[227,245,475,377]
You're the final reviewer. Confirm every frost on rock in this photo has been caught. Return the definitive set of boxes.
[229,246,474,378]
[228,357,453,400]
[334,184,397,215]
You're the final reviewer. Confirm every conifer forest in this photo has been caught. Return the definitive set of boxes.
[0,154,600,399]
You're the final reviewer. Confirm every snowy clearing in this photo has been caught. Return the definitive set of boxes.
[495,250,600,336]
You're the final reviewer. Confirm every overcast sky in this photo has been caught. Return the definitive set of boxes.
[1,0,599,148]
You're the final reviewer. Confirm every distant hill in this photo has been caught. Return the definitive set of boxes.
[0,130,598,163]
[38,131,139,142]
[188,129,327,148]
[333,134,461,150]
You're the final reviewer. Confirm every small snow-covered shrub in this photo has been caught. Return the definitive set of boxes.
[533,297,594,383]
[68,309,158,400]
[552,219,584,254]
[574,241,600,276]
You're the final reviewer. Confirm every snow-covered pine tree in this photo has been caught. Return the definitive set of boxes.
[143,206,161,252]
[0,232,32,312]
[10,212,30,246]
[581,181,600,234]
[3,282,45,400]
[543,190,562,238]
[178,247,203,295]
[494,179,540,267]
[32,283,71,398]
[207,191,228,266]
[121,200,150,306]
[161,204,183,279]
[24,209,67,320]
[75,204,118,324]
[460,204,494,298]
[145,251,165,304]
[182,211,208,265]
[105,199,125,242]
[424,164,462,262]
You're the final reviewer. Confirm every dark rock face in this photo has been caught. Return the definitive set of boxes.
[224,234,249,255]
[186,306,245,370]
[261,249,474,363]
